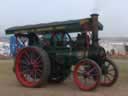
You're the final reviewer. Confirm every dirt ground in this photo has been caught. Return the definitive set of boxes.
[0,59,128,96]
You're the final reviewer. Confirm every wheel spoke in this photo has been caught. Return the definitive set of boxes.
[87,67,96,74]
[22,69,31,75]
[33,55,41,65]
[36,69,42,74]
[23,57,30,65]
[106,75,112,81]
[36,70,42,76]
[24,50,30,59]
[91,73,98,76]
[87,75,93,80]
[107,72,114,77]
[34,71,37,80]
[103,74,112,83]
[21,59,28,65]
[24,74,30,80]
[30,51,33,61]
[77,71,84,76]
[108,68,114,72]
[22,66,28,71]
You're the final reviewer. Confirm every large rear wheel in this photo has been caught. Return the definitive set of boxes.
[73,59,101,91]
[15,47,50,88]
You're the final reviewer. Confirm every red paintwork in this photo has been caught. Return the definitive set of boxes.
[15,47,43,87]
[73,60,100,91]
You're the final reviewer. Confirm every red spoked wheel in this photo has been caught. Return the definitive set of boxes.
[15,47,50,88]
[101,57,118,86]
[73,59,101,91]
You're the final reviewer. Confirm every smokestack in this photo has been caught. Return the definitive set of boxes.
[91,13,99,46]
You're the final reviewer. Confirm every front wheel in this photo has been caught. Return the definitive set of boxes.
[101,57,119,86]
[73,59,101,91]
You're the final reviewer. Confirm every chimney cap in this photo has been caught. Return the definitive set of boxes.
[91,13,99,17]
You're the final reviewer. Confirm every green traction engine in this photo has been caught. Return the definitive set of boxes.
[5,14,118,91]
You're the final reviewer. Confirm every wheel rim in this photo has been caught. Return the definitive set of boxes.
[101,59,118,86]
[16,47,43,87]
[73,60,100,91]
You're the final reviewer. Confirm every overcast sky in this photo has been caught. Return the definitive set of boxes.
[0,0,128,37]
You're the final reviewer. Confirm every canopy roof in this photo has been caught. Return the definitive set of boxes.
[5,18,103,35]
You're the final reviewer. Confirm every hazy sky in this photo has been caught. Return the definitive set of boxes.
[0,0,127,37]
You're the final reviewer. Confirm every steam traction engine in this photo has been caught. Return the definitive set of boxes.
[5,14,118,91]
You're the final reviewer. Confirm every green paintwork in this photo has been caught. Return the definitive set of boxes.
[6,15,104,80]
[5,18,103,35]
